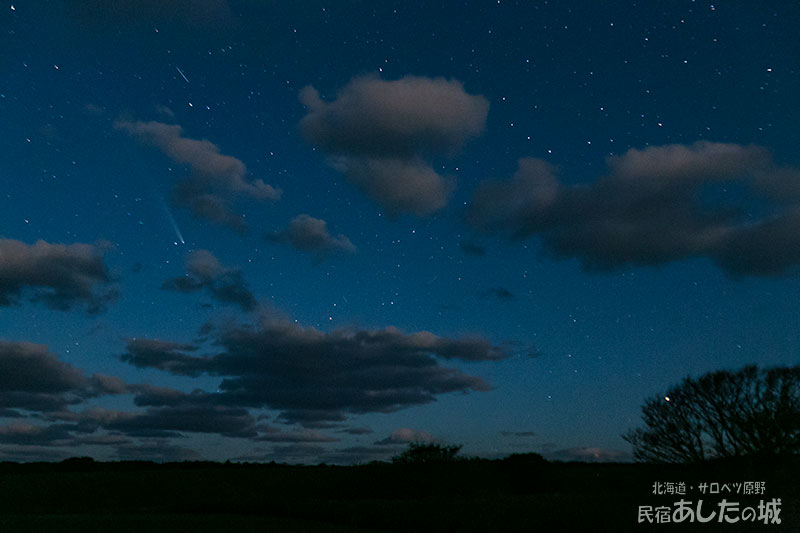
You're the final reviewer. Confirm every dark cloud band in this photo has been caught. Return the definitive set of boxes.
[121,318,511,425]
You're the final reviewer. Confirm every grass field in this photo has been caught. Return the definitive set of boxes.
[0,455,798,531]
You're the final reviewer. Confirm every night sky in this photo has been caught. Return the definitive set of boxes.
[2,1,799,464]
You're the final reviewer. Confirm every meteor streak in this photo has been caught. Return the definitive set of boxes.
[176,66,190,83]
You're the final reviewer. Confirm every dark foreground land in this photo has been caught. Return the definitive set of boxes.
[0,455,798,532]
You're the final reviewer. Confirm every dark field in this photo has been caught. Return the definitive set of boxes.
[0,455,798,532]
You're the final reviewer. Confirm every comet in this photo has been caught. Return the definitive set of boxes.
[165,207,185,244]
[158,195,185,244]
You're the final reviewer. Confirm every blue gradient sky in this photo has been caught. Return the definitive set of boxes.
[1,1,798,463]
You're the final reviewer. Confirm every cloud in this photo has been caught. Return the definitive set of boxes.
[128,384,193,407]
[115,120,280,233]
[339,426,373,435]
[0,422,75,446]
[254,426,339,443]
[320,445,396,465]
[500,431,536,437]
[113,440,202,462]
[480,287,514,300]
[162,249,257,311]
[329,156,454,216]
[89,374,128,395]
[374,428,435,445]
[120,318,511,425]
[299,75,488,215]
[120,339,205,376]
[1,339,336,453]
[83,103,104,116]
[74,434,132,446]
[0,343,211,453]
[105,403,258,439]
[65,388,260,440]
[233,444,328,464]
[0,239,117,313]
[0,446,71,462]
[176,193,250,234]
[155,105,175,118]
[0,322,513,457]
[0,341,87,395]
[275,409,347,427]
[299,76,489,158]
[467,157,561,234]
[459,240,487,257]
[266,214,356,259]
[547,446,631,463]
[468,142,800,276]
[0,340,124,414]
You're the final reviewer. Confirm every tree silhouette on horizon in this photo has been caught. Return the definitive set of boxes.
[391,442,463,465]
[624,364,800,463]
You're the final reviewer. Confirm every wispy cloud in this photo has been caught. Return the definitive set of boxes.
[374,427,435,445]
[162,249,257,311]
[115,120,280,233]
[547,446,631,463]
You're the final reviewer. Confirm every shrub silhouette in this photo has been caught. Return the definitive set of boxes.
[624,364,800,463]
[391,442,463,464]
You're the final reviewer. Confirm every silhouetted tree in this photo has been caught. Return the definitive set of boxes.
[392,442,463,464]
[624,365,800,463]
